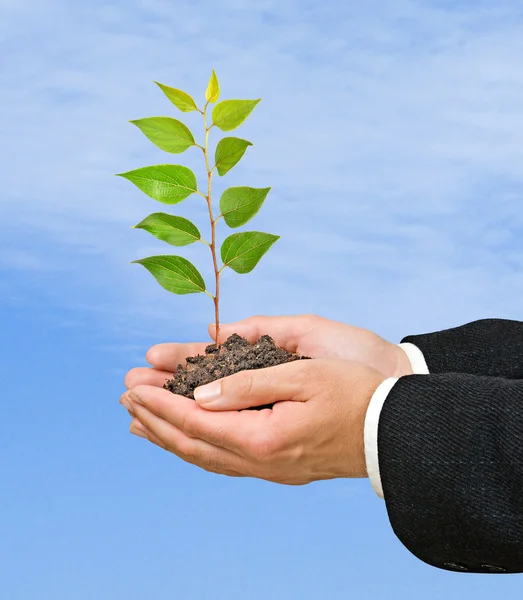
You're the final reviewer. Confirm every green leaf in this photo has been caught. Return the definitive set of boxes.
[132,255,206,295]
[212,99,261,132]
[205,70,220,103]
[154,81,198,112]
[116,165,197,204]
[130,117,195,154]
[215,137,252,176]
[133,213,201,246]
[220,187,271,228]
[221,231,279,274]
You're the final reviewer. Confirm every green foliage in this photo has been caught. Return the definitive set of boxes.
[215,137,252,176]
[117,165,197,204]
[130,117,195,154]
[119,71,279,333]
[154,82,198,112]
[212,99,261,132]
[132,256,206,294]
[205,70,220,103]
[220,187,271,228]
[133,213,201,246]
[221,232,280,274]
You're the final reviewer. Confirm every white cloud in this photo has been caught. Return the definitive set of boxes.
[2,0,523,344]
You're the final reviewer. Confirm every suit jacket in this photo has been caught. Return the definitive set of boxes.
[379,318,523,574]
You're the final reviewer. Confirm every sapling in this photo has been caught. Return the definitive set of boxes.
[118,71,309,401]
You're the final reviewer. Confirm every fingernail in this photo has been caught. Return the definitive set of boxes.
[128,391,143,405]
[194,381,221,405]
[130,425,148,439]
[120,394,135,415]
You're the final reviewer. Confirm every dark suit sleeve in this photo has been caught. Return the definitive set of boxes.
[401,318,523,378]
[379,372,523,574]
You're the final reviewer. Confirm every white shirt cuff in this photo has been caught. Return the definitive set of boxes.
[364,343,429,499]
[398,342,429,374]
[364,377,399,499]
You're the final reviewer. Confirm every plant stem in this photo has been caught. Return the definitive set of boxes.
[202,103,221,348]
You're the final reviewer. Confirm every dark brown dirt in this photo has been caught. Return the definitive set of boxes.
[163,333,311,409]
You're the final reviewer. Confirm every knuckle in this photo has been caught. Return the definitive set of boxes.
[180,412,199,438]
[175,437,194,457]
[202,453,227,474]
[229,370,255,398]
[258,365,278,388]
[248,431,279,461]
[160,431,191,460]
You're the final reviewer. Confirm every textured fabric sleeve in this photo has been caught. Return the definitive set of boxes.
[401,318,523,378]
[378,372,523,574]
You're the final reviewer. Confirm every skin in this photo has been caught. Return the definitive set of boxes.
[122,314,413,484]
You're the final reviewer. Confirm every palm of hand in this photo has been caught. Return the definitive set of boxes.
[125,315,404,393]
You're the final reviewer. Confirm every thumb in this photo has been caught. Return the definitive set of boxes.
[194,360,313,411]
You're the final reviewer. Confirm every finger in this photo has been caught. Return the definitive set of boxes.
[131,416,245,478]
[194,359,316,411]
[124,367,174,390]
[145,342,208,371]
[126,385,264,455]
[128,400,247,476]
[209,314,319,352]
[130,418,167,447]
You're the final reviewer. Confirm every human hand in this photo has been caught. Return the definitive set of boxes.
[121,358,386,483]
[125,314,412,392]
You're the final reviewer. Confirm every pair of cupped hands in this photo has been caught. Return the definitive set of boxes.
[121,315,413,485]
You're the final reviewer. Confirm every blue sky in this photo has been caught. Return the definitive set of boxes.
[1,0,523,597]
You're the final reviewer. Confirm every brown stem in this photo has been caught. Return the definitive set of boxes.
[202,103,221,348]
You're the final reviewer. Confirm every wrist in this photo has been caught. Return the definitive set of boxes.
[390,342,414,378]
[354,369,388,478]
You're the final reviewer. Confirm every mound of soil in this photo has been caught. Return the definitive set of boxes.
[163,333,311,409]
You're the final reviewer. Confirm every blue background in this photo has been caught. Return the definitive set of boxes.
[2,0,523,597]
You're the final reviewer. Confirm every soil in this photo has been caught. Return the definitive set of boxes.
[163,333,311,410]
